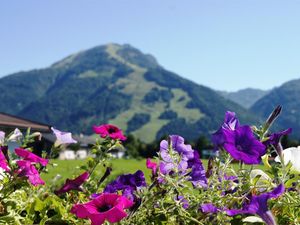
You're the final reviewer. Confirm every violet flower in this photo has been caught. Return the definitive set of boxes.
[187,151,207,188]
[263,128,292,147]
[226,184,285,225]
[7,128,23,142]
[93,124,126,141]
[17,160,45,186]
[71,193,133,225]
[175,195,189,209]
[0,146,10,172]
[55,172,89,195]
[213,112,266,164]
[104,170,146,201]
[15,148,49,166]
[200,203,221,214]
[51,127,77,147]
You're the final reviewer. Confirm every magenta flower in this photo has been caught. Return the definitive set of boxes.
[55,172,89,195]
[51,127,77,147]
[15,148,49,166]
[93,124,126,141]
[16,160,45,186]
[226,184,285,225]
[71,193,133,225]
[0,146,10,172]
[146,158,157,175]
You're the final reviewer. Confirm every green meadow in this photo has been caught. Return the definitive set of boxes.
[41,159,265,184]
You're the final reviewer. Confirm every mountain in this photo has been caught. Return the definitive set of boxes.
[0,43,258,143]
[251,79,300,135]
[219,88,269,109]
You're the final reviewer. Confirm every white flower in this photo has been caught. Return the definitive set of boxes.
[275,146,300,173]
[0,131,5,145]
[250,169,272,191]
[51,127,77,147]
[7,128,23,142]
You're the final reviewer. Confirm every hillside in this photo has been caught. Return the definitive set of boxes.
[0,43,258,142]
[251,79,300,135]
[219,88,269,109]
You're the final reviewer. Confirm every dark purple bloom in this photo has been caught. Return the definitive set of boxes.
[226,184,285,225]
[222,126,266,164]
[200,203,220,214]
[213,112,266,164]
[175,196,189,209]
[55,172,89,195]
[15,148,49,166]
[104,170,146,201]
[212,111,239,146]
[263,128,292,147]
[187,151,207,188]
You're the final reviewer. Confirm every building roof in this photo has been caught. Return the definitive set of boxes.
[0,112,51,132]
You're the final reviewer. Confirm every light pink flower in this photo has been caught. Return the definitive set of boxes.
[93,124,126,141]
[15,148,49,166]
[51,127,77,147]
[71,193,133,225]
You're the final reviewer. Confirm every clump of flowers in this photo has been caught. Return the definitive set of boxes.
[0,106,299,225]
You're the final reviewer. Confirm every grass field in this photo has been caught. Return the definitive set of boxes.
[41,158,265,185]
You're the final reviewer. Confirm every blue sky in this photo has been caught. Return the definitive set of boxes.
[1,0,300,91]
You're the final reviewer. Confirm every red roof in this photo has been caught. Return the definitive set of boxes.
[0,113,51,131]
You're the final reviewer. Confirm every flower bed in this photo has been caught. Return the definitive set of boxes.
[0,106,299,224]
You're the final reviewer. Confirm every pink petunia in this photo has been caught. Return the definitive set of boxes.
[93,124,126,141]
[55,172,89,195]
[16,160,45,186]
[0,146,10,172]
[146,158,157,175]
[71,193,133,225]
[15,148,49,166]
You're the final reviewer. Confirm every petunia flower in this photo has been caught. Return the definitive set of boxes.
[187,151,207,188]
[0,146,10,172]
[146,158,157,175]
[71,193,133,225]
[0,131,5,146]
[104,170,146,201]
[263,128,292,147]
[200,203,221,214]
[93,124,126,141]
[15,148,49,166]
[275,146,300,173]
[226,184,285,225]
[16,160,45,186]
[222,126,266,164]
[175,195,189,209]
[55,171,89,195]
[7,128,23,142]
[51,127,77,147]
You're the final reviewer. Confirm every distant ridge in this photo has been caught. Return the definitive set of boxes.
[0,43,258,142]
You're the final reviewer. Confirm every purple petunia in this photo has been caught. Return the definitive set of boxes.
[187,151,207,188]
[213,112,266,165]
[226,184,285,225]
[0,146,10,172]
[55,172,89,195]
[104,170,146,201]
[263,128,292,147]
